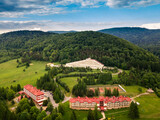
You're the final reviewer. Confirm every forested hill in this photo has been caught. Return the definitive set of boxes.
[99,27,160,57]
[48,30,76,34]
[0,31,159,71]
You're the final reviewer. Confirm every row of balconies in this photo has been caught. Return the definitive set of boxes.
[71,102,129,108]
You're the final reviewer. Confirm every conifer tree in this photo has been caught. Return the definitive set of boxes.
[93,106,99,120]
[58,103,65,115]
[87,109,95,120]
[30,99,35,106]
[108,88,112,97]
[70,110,77,120]
[17,84,21,91]
[134,102,139,119]
[128,101,139,119]
[95,88,99,96]
[104,88,107,96]
[112,88,117,96]
[116,88,119,97]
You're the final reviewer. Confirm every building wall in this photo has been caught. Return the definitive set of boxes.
[70,101,131,111]
[24,88,44,105]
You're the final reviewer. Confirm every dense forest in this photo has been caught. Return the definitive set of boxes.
[0,30,159,72]
[99,27,160,57]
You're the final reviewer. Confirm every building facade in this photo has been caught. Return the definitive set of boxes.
[24,85,45,106]
[69,96,131,111]
[65,58,104,69]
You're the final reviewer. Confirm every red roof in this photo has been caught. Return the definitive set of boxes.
[69,96,131,104]
[90,58,104,66]
[18,91,24,94]
[99,88,104,93]
[89,88,95,92]
[100,106,104,111]
[24,85,44,96]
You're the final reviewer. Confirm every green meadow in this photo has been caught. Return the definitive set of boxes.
[105,93,160,120]
[135,93,160,119]
[0,59,47,87]
[60,77,79,90]
[121,85,147,97]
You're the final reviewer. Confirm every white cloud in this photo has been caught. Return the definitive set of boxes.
[0,20,129,34]
[0,0,65,17]
[56,0,160,8]
[0,0,160,17]
[140,23,160,29]
[106,0,160,8]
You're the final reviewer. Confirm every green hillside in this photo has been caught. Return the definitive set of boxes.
[0,59,47,87]
[0,31,159,71]
[99,27,160,57]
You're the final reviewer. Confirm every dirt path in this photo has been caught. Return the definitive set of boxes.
[112,69,123,75]
[131,92,149,102]
[100,111,106,120]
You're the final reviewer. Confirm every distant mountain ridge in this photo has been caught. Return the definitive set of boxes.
[48,30,77,34]
[99,27,160,57]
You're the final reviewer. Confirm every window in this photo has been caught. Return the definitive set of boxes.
[100,101,103,106]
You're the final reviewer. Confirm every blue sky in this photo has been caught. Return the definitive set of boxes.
[0,0,160,33]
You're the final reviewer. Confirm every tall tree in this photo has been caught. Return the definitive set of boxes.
[17,84,21,91]
[87,109,95,120]
[37,111,47,120]
[128,101,139,119]
[70,110,77,120]
[93,106,99,120]
[58,103,65,115]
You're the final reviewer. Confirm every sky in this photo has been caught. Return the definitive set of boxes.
[0,0,160,33]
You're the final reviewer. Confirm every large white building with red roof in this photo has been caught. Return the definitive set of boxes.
[69,96,131,111]
[24,85,45,106]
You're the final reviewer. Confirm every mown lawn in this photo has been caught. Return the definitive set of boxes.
[135,93,160,119]
[60,77,79,90]
[121,85,147,97]
[0,59,47,87]
[105,108,130,120]
[62,101,102,120]
[105,93,160,120]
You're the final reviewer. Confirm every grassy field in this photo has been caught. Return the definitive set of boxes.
[60,77,79,90]
[62,101,102,120]
[105,108,130,120]
[135,93,160,119]
[104,93,160,120]
[121,85,147,97]
[0,59,47,87]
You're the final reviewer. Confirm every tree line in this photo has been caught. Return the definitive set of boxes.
[114,68,160,97]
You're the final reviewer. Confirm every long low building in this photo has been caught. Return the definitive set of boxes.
[24,85,46,106]
[65,58,104,69]
[69,96,131,111]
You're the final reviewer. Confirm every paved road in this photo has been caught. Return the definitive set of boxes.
[44,91,59,108]
[62,95,72,103]
[44,91,71,108]
[100,111,106,120]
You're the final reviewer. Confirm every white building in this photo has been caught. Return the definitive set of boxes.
[24,85,46,106]
[65,58,104,69]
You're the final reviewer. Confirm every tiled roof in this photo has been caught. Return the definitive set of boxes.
[24,84,44,96]
[18,91,24,94]
[69,96,131,104]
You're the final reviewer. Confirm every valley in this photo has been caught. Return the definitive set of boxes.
[0,31,160,120]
